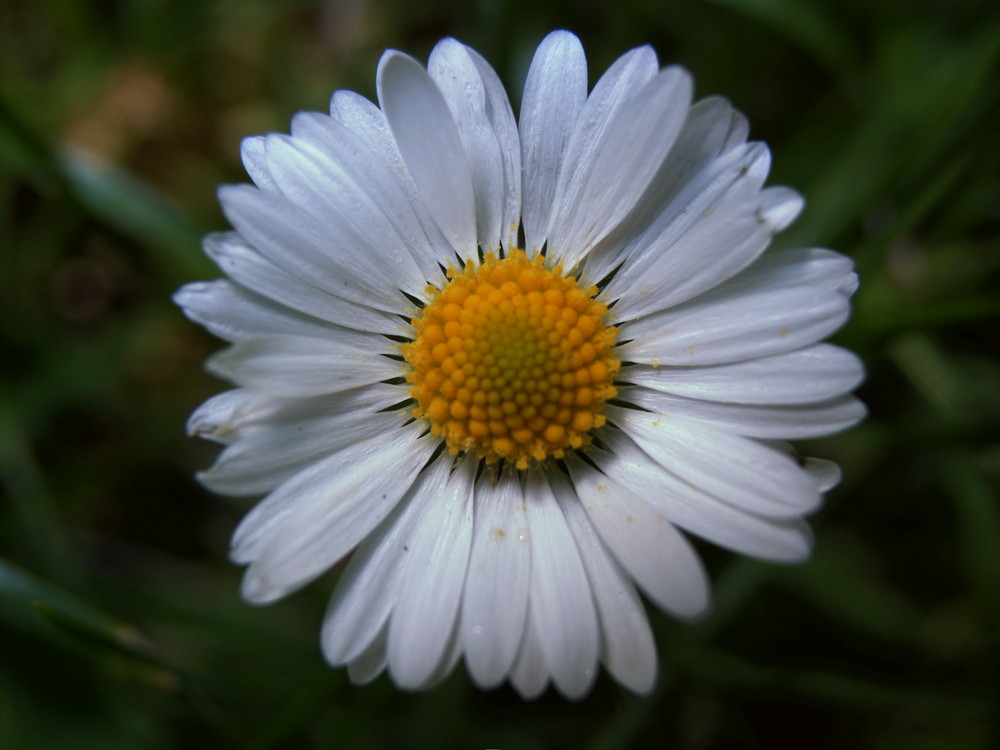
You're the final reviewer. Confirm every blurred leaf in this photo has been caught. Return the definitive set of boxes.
[703,0,858,72]
[698,650,993,714]
[693,558,772,638]
[785,24,1000,249]
[0,392,76,577]
[0,96,211,281]
[0,557,169,668]
[777,532,924,644]
[59,150,212,280]
[863,296,1000,343]
[890,332,970,423]
[941,454,1000,625]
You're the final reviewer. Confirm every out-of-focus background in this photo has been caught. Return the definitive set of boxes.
[2,1,998,747]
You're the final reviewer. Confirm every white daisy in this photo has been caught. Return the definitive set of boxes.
[176,30,865,700]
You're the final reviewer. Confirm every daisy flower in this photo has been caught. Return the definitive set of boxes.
[176,30,865,699]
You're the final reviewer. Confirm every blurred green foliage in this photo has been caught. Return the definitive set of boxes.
[2,0,999,748]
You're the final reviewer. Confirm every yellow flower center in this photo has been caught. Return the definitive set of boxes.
[403,249,619,469]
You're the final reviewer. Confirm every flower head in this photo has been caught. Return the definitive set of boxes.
[176,31,865,699]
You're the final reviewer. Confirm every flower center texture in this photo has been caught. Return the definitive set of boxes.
[403,249,620,470]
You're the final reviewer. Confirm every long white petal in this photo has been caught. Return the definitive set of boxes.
[604,144,788,318]
[263,134,428,297]
[624,344,865,405]
[235,432,435,602]
[322,460,451,665]
[523,471,599,699]
[547,44,658,257]
[706,246,857,297]
[289,110,445,284]
[219,185,411,313]
[619,284,852,367]
[189,383,398,442]
[175,280,336,343]
[594,428,815,562]
[553,66,693,270]
[519,30,587,254]
[377,50,477,256]
[463,43,522,252]
[608,405,821,517]
[460,470,532,689]
[325,92,455,277]
[566,455,710,619]
[346,623,389,684]
[207,334,400,398]
[202,232,399,335]
[549,470,657,693]
[582,95,751,284]
[804,457,842,492]
[239,136,278,193]
[621,386,868,440]
[199,408,404,497]
[429,38,506,252]
[389,460,474,689]
[509,605,549,700]
[186,388,269,445]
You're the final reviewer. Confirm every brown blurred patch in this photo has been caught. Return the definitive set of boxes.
[64,63,176,163]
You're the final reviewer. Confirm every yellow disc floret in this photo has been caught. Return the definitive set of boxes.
[403,249,619,469]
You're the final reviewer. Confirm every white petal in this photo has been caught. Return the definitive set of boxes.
[207,333,399,398]
[552,65,693,270]
[289,110,446,283]
[565,455,710,619]
[389,460,474,689]
[240,136,278,193]
[624,344,865,405]
[322,460,451,665]
[547,44,658,258]
[235,431,435,603]
[346,623,388,685]
[376,50,476,256]
[715,246,857,296]
[582,95,751,283]
[421,624,465,690]
[203,232,399,335]
[199,406,404,497]
[519,30,587,254]
[460,471,532,689]
[608,406,822,518]
[548,471,657,693]
[804,457,842,492]
[649,95,752,200]
[263,134,428,297]
[198,395,405,506]
[619,282,852,368]
[175,280,335,342]
[191,382,397,440]
[604,143,781,318]
[429,38,507,252]
[186,388,269,445]
[324,93,455,278]
[593,428,815,562]
[523,471,599,699]
[621,386,868,440]
[219,185,410,313]
[759,185,805,232]
[463,43,522,252]
[509,606,549,700]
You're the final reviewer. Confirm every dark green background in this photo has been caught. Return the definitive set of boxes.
[2,0,998,747]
